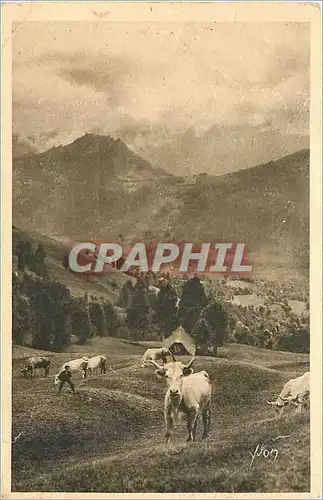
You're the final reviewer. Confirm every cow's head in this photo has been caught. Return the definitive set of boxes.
[20,368,29,378]
[266,395,290,416]
[149,356,195,404]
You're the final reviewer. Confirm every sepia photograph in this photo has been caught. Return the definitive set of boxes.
[1,2,322,497]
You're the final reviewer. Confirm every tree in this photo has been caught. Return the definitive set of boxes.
[156,281,178,334]
[193,317,212,353]
[12,272,32,345]
[89,298,105,336]
[16,240,32,271]
[28,279,72,351]
[117,280,135,308]
[102,300,120,335]
[178,276,208,333]
[34,243,47,278]
[70,298,92,345]
[193,300,229,356]
[127,280,149,332]
[278,325,309,353]
[49,282,72,350]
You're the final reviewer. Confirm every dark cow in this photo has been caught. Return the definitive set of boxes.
[21,357,51,378]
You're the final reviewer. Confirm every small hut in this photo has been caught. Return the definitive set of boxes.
[162,326,196,356]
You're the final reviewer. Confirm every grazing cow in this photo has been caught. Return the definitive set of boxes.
[21,357,51,378]
[266,371,310,418]
[149,356,212,443]
[139,347,171,368]
[54,356,89,385]
[87,355,107,377]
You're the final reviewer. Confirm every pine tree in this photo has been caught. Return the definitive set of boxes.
[178,276,208,333]
[71,298,92,345]
[117,280,135,308]
[89,297,105,336]
[156,281,178,334]
[127,280,149,332]
[102,300,120,335]
[193,300,229,356]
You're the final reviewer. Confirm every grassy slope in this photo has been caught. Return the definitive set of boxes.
[12,339,310,493]
[12,227,135,303]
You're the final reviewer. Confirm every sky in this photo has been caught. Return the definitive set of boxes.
[13,22,310,162]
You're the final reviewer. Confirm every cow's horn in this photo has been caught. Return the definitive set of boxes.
[148,359,164,370]
[182,357,195,369]
[266,400,275,405]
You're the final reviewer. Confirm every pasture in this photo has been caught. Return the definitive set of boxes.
[12,338,310,493]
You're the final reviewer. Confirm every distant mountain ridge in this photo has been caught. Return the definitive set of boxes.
[13,133,309,275]
[118,123,309,176]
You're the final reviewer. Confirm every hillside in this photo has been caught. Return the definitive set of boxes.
[13,133,176,239]
[13,133,309,276]
[12,226,135,303]
[13,338,309,492]
[171,149,309,275]
[123,122,309,176]
[12,134,38,159]
[12,338,310,493]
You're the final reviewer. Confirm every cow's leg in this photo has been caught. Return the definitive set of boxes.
[295,400,303,414]
[165,408,174,444]
[187,407,199,442]
[44,366,49,378]
[31,367,35,378]
[202,404,211,439]
[192,416,199,441]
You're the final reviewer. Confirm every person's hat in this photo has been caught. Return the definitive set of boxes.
[65,365,70,369]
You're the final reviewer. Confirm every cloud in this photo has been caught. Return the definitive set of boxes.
[12,22,310,163]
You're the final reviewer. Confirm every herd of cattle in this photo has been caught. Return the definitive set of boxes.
[18,347,310,443]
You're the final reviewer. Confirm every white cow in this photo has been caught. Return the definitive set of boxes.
[266,371,310,418]
[149,356,212,443]
[87,355,107,377]
[54,356,89,385]
[139,347,171,368]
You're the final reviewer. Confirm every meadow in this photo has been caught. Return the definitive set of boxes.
[12,337,310,493]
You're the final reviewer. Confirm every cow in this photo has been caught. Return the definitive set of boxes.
[148,356,212,443]
[139,347,171,368]
[21,357,51,378]
[54,356,89,385]
[87,355,107,377]
[266,371,310,418]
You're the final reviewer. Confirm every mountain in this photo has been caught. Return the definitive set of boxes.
[13,133,176,238]
[117,123,309,176]
[12,134,38,159]
[13,133,309,276]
